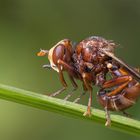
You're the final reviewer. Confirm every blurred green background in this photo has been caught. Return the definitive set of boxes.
[0,0,140,140]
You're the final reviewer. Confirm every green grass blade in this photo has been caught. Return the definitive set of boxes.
[0,84,139,136]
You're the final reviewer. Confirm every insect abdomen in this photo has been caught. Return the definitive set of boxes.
[98,84,140,111]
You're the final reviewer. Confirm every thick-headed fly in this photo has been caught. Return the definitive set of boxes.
[37,36,140,126]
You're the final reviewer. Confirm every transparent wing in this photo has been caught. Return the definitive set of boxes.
[99,48,140,81]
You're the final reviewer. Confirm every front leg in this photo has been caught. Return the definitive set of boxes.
[57,59,79,100]
[42,64,67,97]
[49,60,67,97]
[49,63,67,97]
[50,59,79,99]
[57,60,68,87]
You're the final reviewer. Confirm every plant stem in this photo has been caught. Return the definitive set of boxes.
[0,84,139,136]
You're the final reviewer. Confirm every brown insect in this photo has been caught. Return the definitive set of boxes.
[37,37,115,116]
[37,39,81,97]
[37,36,140,126]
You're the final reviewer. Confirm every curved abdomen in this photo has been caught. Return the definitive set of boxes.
[97,83,140,111]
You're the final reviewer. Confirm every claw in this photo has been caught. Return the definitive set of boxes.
[49,87,66,97]
[83,107,92,117]
[105,119,111,127]
[73,97,81,103]
[64,88,77,101]
[64,94,72,101]
[73,92,86,103]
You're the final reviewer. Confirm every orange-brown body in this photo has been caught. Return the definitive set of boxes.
[37,36,140,126]
[98,80,140,111]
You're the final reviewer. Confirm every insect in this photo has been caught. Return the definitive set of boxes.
[37,37,115,116]
[37,39,81,97]
[37,36,140,126]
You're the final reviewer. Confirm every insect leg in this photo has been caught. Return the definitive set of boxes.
[64,74,78,101]
[103,75,132,89]
[57,60,68,87]
[49,60,67,97]
[83,90,92,117]
[42,64,65,97]
[49,87,66,97]
[73,82,87,103]
[82,73,93,117]
[105,80,131,97]
[57,59,78,77]
[98,89,111,126]
[57,59,79,100]
[68,74,78,89]
[73,92,86,103]
[66,74,78,95]
[103,73,131,94]
[104,104,111,126]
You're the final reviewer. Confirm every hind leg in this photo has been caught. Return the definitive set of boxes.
[105,106,111,126]
[99,91,111,126]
